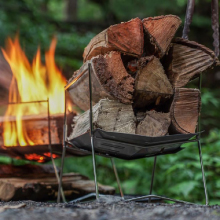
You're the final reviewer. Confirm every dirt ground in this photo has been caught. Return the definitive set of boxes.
[0,196,220,220]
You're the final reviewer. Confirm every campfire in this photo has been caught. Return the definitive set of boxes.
[0,37,78,162]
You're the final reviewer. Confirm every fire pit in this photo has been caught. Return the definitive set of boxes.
[0,37,90,162]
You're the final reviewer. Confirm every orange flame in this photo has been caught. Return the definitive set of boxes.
[2,37,69,146]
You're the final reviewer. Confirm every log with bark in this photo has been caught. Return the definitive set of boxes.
[67,52,134,111]
[0,164,56,178]
[68,99,136,139]
[0,112,90,162]
[0,113,74,147]
[134,56,173,109]
[136,110,171,137]
[164,38,220,87]
[0,166,115,201]
[169,88,201,134]
[83,18,144,62]
[142,15,182,58]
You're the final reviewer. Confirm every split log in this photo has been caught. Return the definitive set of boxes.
[169,88,201,134]
[0,172,115,201]
[68,99,136,139]
[142,15,181,58]
[164,38,220,87]
[134,56,173,109]
[83,18,144,62]
[136,110,171,136]
[0,113,74,147]
[67,52,134,111]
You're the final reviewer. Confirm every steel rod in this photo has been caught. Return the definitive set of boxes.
[211,0,219,57]
[57,90,68,203]
[182,0,195,39]
[149,156,157,203]
[196,73,208,205]
[46,98,66,203]
[0,100,48,105]
[110,158,124,200]
[57,144,67,203]
[198,140,209,205]
[88,62,99,200]
[126,194,194,205]
[65,68,88,90]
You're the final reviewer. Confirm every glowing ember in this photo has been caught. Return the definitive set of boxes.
[24,153,46,163]
[2,37,70,147]
[43,152,59,159]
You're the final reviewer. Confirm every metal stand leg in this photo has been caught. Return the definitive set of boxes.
[47,98,66,203]
[110,158,124,200]
[57,144,67,203]
[198,140,209,205]
[91,136,99,200]
[149,156,157,203]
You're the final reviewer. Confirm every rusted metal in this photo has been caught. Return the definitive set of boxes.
[182,0,195,39]
[211,0,219,57]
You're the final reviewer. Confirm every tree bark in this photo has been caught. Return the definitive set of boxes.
[164,37,219,87]
[68,99,136,139]
[83,18,144,62]
[67,52,134,111]
[169,88,201,134]
[0,172,115,201]
[142,15,181,58]
[0,164,57,178]
[136,110,171,137]
[134,56,173,109]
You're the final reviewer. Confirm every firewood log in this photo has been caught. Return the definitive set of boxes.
[134,56,173,109]
[0,164,57,178]
[83,18,144,62]
[0,173,115,201]
[169,88,201,134]
[67,52,134,111]
[136,110,171,137]
[68,99,136,139]
[0,113,74,148]
[142,15,181,58]
[164,38,220,87]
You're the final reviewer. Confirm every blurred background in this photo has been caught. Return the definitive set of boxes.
[0,0,219,204]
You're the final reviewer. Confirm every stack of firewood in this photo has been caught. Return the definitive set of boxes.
[67,15,219,138]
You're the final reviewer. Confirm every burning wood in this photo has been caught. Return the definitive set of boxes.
[67,15,219,137]
[1,37,73,148]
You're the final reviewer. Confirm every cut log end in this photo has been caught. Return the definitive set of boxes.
[143,15,182,58]
[169,88,201,134]
[69,99,136,139]
[134,56,173,109]
[83,18,144,62]
[93,52,134,104]
[136,110,171,137]
[164,38,220,88]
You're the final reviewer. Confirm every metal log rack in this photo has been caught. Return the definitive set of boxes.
[56,0,220,204]
[58,62,208,205]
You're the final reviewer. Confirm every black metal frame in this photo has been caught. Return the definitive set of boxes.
[58,62,208,205]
